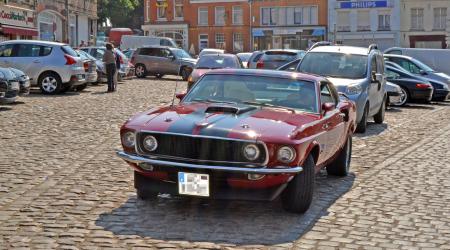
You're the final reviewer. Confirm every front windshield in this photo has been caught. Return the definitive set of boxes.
[183,74,318,113]
[172,49,192,59]
[196,56,239,69]
[298,52,368,79]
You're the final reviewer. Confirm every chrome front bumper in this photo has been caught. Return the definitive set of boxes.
[116,151,303,174]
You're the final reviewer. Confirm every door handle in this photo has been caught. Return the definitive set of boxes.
[33,60,41,63]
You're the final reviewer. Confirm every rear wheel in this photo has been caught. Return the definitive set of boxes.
[135,64,147,78]
[281,155,315,213]
[39,72,62,94]
[327,136,352,176]
[373,97,386,124]
[355,104,368,133]
[155,73,164,79]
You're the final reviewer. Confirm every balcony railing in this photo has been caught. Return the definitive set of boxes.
[337,26,351,32]
[357,25,371,31]
[378,26,391,31]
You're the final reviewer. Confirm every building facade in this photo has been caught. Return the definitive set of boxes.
[0,0,38,42]
[328,0,401,50]
[143,0,327,54]
[400,0,449,48]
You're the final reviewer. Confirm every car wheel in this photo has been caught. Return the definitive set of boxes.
[373,97,386,124]
[180,67,190,81]
[75,83,88,92]
[135,64,147,78]
[39,72,62,94]
[396,87,409,106]
[134,171,158,200]
[355,104,369,133]
[281,155,315,213]
[155,74,164,79]
[326,136,352,176]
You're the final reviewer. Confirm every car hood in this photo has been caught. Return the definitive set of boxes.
[125,103,320,143]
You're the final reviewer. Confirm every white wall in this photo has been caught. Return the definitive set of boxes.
[77,15,89,45]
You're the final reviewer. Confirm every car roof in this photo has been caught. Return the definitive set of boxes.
[203,68,325,83]
[310,45,370,55]
[0,40,67,46]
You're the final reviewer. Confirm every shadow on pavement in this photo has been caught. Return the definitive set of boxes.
[401,103,435,110]
[26,91,81,98]
[354,122,388,138]
[0,106,12,111]
[386,107,402,112]
[96,172,355,245]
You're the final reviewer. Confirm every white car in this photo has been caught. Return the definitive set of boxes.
[0,40,86,94]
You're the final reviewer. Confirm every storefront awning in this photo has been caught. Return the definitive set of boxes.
[312,28,325,36]
[1,25,38,37]
[252,29,265,37]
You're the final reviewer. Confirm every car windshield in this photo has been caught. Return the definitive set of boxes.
[183,74,318,113]
[196,56,238,69]
[171,49,191,59]
[298,52,368,79]
[77,50,96,60]
[263,51,298,62]
[410,58,435,72]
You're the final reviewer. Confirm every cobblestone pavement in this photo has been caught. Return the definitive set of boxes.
[0,77,449,249]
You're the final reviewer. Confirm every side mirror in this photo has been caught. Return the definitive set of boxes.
[419,69,427,75]
[321,102,335,115]
[175,93,186,100]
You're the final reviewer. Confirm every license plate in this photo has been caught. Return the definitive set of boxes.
[178,172,209,197]
[77,74,85,80]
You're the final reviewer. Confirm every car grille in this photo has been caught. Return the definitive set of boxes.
[136,131,267,166]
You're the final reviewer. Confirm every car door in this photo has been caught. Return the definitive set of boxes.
[320,82,346,159]
[368,56,382,116]
[0,44,15,68]
[8,44,44,81]
[157,48,178,75]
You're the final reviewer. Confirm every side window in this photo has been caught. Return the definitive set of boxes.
[16,44,41,57]
[160,39,172,47]
[392,58,421,74]
[320,83,337,105]
[370,56,377,73]
[252,53,263,62]
[40,46,52,56]
[0,44,14,57]
[386,69,400,80]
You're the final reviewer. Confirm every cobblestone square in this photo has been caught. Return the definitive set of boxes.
[1,78,449,249]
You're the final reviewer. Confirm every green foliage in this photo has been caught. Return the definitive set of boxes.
[98,0,142,28]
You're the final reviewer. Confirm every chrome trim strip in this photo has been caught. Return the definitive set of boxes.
[117,151,302,174]
[140,130,258,143]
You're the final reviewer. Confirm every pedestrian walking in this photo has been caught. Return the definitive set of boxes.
[102,43,116,92]
[113,49,121,89]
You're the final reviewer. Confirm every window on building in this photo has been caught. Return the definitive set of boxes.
[215,6,225,25]
[337,11,350,32]
[156,0,167,20]
[232,6,243,25]
[411,8,424,30]
[198,7,208,26]
[233,33,243,52]
[294,7,302,24]
[145,0,150,21]
[199,34,209,50]
[357,10,370,31]
[378,13,391,30]
[261,7,277,25]
[215,33,225,49]
[434,8,447,30]
[174,0,183,20]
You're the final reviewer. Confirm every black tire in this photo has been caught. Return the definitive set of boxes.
[281,155,315,213]
[134,171,158,200]
[135,64,147,78]
[327,136,352,176]
[355,104,369,133]
[39,72,62,94]
[373,97,386,124]
[136,188,158,200]
[155,74,164,79]
[75,83,88,92]
[180,67,190,81]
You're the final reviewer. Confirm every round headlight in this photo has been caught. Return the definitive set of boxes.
[346,84,363,95]
[243,144,260,161]
[143,135,158,152]
[277,146,296,163]
[121,131,135,148]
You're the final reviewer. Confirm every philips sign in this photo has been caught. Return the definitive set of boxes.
[340,1,388,9]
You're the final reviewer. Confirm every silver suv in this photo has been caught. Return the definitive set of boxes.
[0,40,86,94]
[296,43,387,133]
[131,46,197,80]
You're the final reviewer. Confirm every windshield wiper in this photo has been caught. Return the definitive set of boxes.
[192,98,237,104]
[242,101,296,113]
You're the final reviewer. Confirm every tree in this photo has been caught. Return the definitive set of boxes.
[97,0,141,28]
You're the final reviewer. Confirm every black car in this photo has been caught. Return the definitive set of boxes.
[385,65,433,106]
[0,68,20,104]
[9,68,31,96]
[385,60,450,101]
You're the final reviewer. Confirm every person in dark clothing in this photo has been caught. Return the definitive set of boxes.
[114,50,121,89]
[102,43,116,92]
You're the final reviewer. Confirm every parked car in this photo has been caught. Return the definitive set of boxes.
[198,48,224,58]
[188,54,243,89]
[9,68,31,96]
[386,61,449,101]
[80,47,135,81]
[277,58,302,72]
[236,52,253,68]
[117,69,356,213]
[0,40,86,94]
[76,49,98,88]
[120,35,178,50]
[384,54,450,89]
[123,49,136,59]
[385,47,450,77]
[248,49,306,69]
[385,81,403,106]
[296,43,387,133]
[131,46,196,80]
[0,68,20,103]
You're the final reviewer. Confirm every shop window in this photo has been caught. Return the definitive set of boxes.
[157,0,167,20]
[0,44,13,57]
[174,0,183,20]
[215,33,225,49]
[233,33,243,52]
[198,7,208,26]
[232,6,243,25]
[215,6,225,26]
[433,8,447,30]
[411,8,424,30]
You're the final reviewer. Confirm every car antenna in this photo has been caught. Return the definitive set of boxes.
[171,79,179,108]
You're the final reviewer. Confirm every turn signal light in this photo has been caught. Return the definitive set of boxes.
[416,83,431,89]
[83,62,89,72]
[64,55,77,65]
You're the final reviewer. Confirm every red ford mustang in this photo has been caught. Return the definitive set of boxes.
[117,69,356,213]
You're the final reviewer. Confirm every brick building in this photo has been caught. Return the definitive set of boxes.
[142,0,328,54]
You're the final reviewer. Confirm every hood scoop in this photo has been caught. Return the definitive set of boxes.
[205,105,256,115]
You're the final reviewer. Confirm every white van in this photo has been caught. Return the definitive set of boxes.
[120,35,178,50]
[384,47,450,76]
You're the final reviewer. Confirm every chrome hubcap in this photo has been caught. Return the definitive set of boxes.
[136,66,144,76]
[397,88,408,105]
[42,77,57,92]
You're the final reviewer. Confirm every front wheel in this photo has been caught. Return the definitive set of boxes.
[355,104,368,133]
[135,64,147,78]
[327,136,352,176]
[281,155,315,213]
[373,97,386,124]
[39,73,62,94]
